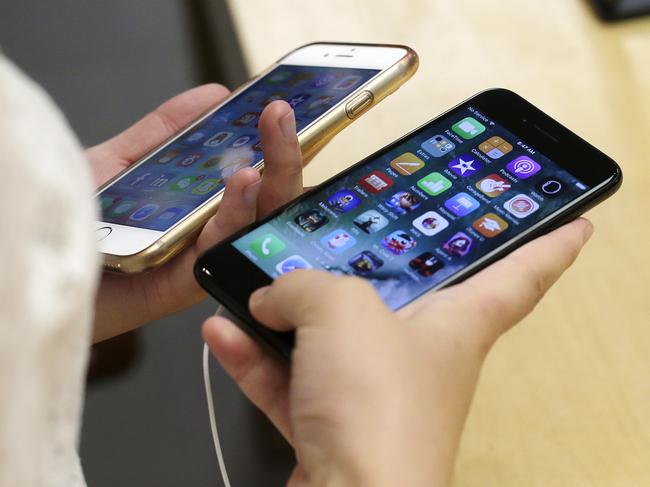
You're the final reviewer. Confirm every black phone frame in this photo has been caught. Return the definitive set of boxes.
[194,88,622,360]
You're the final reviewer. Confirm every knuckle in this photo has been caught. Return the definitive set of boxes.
[515,258,550,304]
[152,110,180,135]
[459,278,520,354]
[469,287,510,340]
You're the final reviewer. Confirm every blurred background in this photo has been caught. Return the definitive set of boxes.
[1,1,649,486]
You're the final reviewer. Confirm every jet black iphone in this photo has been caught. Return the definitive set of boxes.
[194,88,622,359]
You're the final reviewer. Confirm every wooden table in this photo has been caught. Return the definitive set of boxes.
[228,1,650,484]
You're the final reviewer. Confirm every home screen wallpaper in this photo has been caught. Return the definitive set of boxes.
[97,64,379,231]
[233,104,589,310]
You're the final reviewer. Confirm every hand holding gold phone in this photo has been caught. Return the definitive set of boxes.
[95,42,418,273]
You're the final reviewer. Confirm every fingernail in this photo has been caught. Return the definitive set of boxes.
[279,109,296,140]
[582,220,594,243]
[243,180,261,207]
[249,286,270,308]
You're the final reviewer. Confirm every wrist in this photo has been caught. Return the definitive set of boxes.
[299,437,448,487]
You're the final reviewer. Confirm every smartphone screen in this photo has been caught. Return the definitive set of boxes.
[97,65,379,232]
[229,102,592,310]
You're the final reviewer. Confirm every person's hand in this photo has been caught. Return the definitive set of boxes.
[203,218,594,487]
[88,85,305,342]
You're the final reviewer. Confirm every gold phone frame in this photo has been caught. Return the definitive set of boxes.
[100,42,418,274]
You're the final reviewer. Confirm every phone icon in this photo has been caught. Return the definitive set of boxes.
[170,175,204,192]
[537,177,565,197]
[176,152,203,167]
[452,117,486,140]
[100,196,118,211]
[475,174,511,198]
[448,154,482,177]
[155,207,186,222]
[180,130,208,146]
[295,209,329,233]
[444,192,480,217]
[203,132,233,147]
[320,229,357,254]
[416,172,452,196]
[109,200,137,216]
[333,75,362,90]
[327,189,361,213]
[286,72,314,87]
[412,211,449,236]
[381,230,417,256]
[390,152,425,175]
[129,204,160,221]
[506,156,542,179]
[421,135,455,157]
[348,250,384,275]
[127,172,151,187]
[191,178,222,195]
[409,252,445,277]
[261,93,287,107]
[156,149,181,164]
[478,136,512,159]
[266,70,292,84]
[250,233,286,258]
[385,191,421,215]
[353,210,389,234]
[359,170,394,193]
[287,94,311,108]
[149,173,172,188]
[276,255,312,274]
[201,155,223,169]
[442,232,473,257]
[232,112,259,127]
[242,90,264,104]
[503,194,540,218]
[305,95,336,115]
[230,135,254,148]
[472,213,509,237]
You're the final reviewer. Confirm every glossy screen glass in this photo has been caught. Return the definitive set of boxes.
[233,105,589,310]
[97,64,379,231]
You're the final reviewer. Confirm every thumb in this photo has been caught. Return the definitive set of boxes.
[249,270,390,332]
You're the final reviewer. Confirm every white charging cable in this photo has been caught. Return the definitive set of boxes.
[202,305,232,487]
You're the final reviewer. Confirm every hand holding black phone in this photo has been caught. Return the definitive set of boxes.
[195,89,622,359]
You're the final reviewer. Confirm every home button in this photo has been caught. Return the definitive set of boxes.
[95,226,112,242]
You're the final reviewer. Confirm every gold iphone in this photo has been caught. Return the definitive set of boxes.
[95,42,418,274]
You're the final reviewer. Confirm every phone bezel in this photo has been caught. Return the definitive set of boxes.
[95,43,411,258]
[194,88,622,358]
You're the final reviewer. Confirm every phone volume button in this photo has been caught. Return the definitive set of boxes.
[345,90,373,119]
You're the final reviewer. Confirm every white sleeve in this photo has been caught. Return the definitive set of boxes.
[0,55,100,487]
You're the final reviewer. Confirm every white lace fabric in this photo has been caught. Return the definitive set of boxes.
[0,55,99,487]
